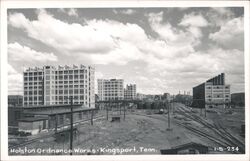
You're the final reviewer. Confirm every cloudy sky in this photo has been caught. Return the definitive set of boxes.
[7,7,244,95]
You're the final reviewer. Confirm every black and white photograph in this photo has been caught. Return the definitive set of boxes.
[1,0,249,161]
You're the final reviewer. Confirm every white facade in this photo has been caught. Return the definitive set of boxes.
[205,82,231,108]
[23,65,95,108]
[124,84,136,100]
[98,79,124,101]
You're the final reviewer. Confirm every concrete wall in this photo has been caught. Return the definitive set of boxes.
[18,120,47,135]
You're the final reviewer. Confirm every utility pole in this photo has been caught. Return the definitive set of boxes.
[172,95,175,114]
[167,101,172,131]
[69,96,73,155]
[91,110,94,125]
[106,102,110,120]
[123,103,126,120]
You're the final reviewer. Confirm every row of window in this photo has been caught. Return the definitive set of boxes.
[46,74,88,80]
[24,96,43,101]
[24,75,89,81]
[206,86,230,89]
[24,72,43,76]
[206,99,230,102]
[24,81,89,87]
[56,89,87,94]
[24,82,43,85]
[24,91,43,95]
[24,86,43,90]
[206,95,230,98]
[24,77,43,81]
[24,69,89,75]
[54,80,88,84]
[24,102,43,105]
[24,95,89,101]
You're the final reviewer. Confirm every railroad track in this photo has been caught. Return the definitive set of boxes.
[131,109,244,154]
[175,105,245,153]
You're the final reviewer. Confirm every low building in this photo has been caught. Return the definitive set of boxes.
[231,92,245,107]
[192,73,231,109]
[8,106,23,134]
[8,95,23,106]
[124,84,136,100]
[160,142,209,154]
[18,117,49,135]
[11,104,97,135]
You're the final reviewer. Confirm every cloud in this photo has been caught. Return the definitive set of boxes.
[8,42,58,62]
[68,8,78,17]
[113,9,136,15]
[8,10,116,55]
[146,11,200,53]
[58,8,78,17]
[206,7,235,27]
[209,17,243,50]
[8,64,23,95]
[8,9,244,94]
[179,13,208,39]
[179,13,208,27]
[121,9,136,15]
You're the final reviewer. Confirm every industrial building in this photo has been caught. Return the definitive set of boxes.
[23,65,95,108]
[97,79,124,101]
[192,73,231,109]
[9,104,97,135]
[8,95,23,107]
[136,93,146,100]
[124,84,136,100]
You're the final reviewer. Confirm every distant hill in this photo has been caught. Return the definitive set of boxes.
[231,92,245,107]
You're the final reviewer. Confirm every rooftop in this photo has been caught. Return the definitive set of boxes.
[24,64,94,72]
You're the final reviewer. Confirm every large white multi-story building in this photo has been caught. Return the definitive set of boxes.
[193,73,231,108]
[23,65,95,108]
[124,84,136,100]
[97,79,124,101]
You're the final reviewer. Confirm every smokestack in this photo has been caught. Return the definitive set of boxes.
[221,73,225,85]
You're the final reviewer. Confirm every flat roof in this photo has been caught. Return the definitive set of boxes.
[24,107,97,116]
[22,104,84,109]
[18,117,48,122]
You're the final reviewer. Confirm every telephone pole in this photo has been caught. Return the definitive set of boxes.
[69,96,73,155]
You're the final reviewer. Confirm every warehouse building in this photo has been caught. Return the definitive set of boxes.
[192,73,231,109]
[23,65,95,108]
[12,104,97,135]
[8,95,23,107]
[97,79,124,101]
